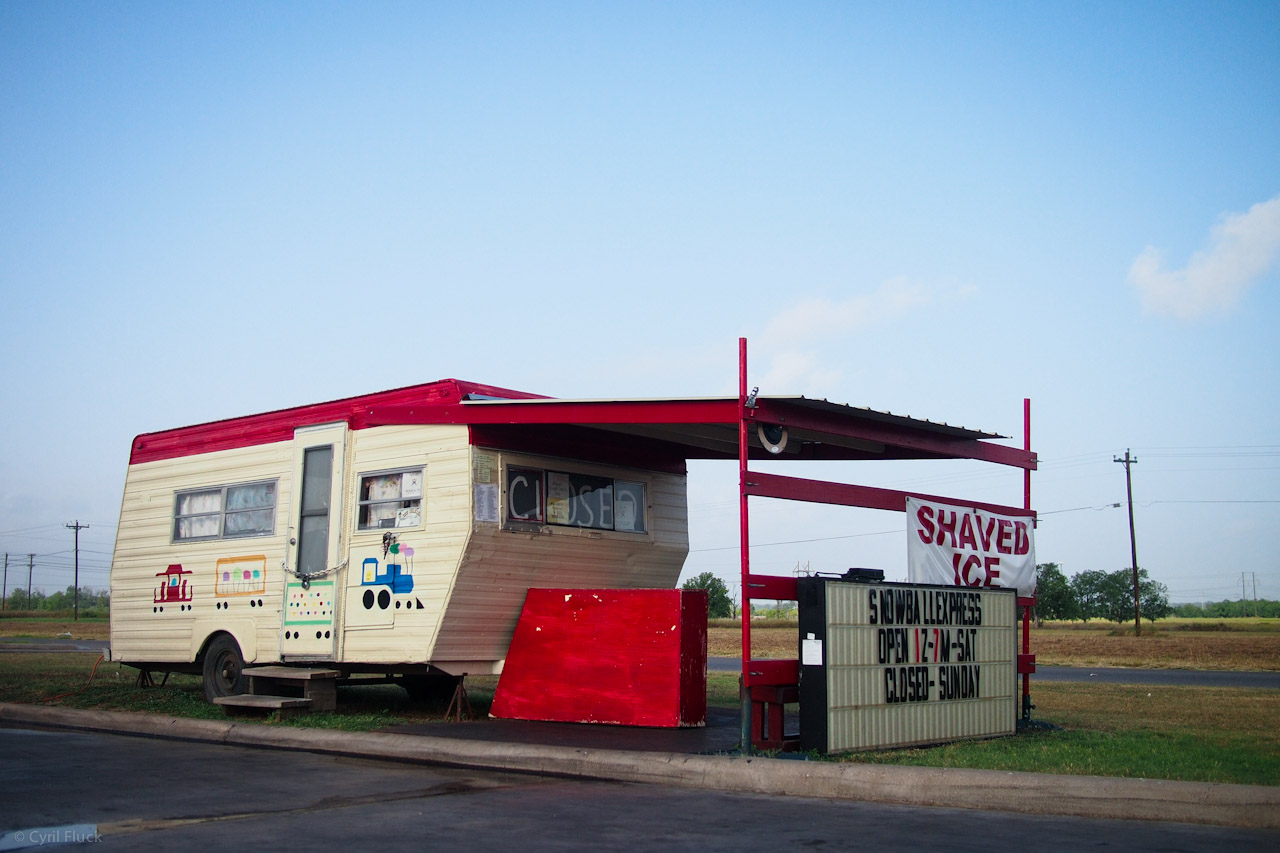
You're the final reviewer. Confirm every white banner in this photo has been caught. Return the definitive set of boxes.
[906,497,1036,597]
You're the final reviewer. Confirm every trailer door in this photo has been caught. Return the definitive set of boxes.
[282,423,347,660]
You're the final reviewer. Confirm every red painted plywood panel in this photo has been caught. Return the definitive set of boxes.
[491,589,707,728]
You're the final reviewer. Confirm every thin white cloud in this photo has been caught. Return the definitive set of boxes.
[759,277,930,348]
[1129,195,1280,320]
[754,277,936,394]
[756,350,842,394]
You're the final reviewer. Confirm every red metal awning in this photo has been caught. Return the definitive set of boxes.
[363,394,1033,469]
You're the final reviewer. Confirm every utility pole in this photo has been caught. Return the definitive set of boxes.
[1114,449,1141,635]
[66,521,89,621]
[26,554,35,610]
[2,553,7,611]
[1242,571,1258,617]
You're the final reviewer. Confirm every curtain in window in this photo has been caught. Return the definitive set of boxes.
[176,516,220,539]
[366,474,401,501]
[177,490,221,515]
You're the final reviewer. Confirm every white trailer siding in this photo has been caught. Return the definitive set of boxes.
[339,425,471,665]
[110,440,293,666]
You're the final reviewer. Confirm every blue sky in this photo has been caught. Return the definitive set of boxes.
[2,1,1277,606]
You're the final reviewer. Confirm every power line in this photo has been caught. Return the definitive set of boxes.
[691,527,900,553]
[688,494,1273,554]
[1143,449,1280,457]
[1039,503,1122,515]
[1147,500,1280,505]
[0,524,68,536]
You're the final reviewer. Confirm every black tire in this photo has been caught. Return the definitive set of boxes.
[202,634,246,701]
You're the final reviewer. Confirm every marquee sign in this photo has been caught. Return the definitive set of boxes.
[798,578,1017,753]
[906,497,1037,597]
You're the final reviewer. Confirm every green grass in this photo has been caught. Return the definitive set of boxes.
[0,654,224,719]
[3,655,1276,786]
[705,672,1279,786]
[276,681,499,730]
[834,728,1279,786]
[0,653,499,725]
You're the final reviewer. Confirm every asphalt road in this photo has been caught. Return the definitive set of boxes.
[2,726,1274,851]
[1031,665,1280,688]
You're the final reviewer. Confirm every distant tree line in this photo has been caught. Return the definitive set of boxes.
[750,601,797,620]
[2,586,110,617]
[1170,599,1280,618]
[1033,563,1171,625]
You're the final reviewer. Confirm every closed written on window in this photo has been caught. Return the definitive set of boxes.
[506,466,646,532]
[174,481,277,542]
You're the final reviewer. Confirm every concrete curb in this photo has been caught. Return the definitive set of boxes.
[3,702,1277,830]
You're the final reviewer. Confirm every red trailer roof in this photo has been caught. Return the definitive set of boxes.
[128,379,545,464]
[130,379,1031,472]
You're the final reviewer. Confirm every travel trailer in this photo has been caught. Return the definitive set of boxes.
[109,379,691,700]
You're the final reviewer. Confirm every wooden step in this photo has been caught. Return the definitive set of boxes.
[241,666,339,712]
[213,694,312,719]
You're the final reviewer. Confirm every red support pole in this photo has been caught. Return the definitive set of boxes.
[1022,398,1033,722]
[738,337,753,753]
[1023,398,1032,513]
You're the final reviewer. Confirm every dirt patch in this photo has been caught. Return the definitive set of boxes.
[1032,628,1280,671]
[0,618,109,641]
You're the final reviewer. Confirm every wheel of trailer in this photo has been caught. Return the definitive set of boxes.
[202,634,246,701]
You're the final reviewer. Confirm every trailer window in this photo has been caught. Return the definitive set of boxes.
[173,481,277,542]
[547,472,613,529]
[613,481,646,532]
[505,467,544,523]
[506,466,645,533]
[357,468,424,530]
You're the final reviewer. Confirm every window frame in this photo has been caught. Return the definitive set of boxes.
[505,466,546,525]
[504,464,648,534]
[355,466,426,532]
[172,479,279,544]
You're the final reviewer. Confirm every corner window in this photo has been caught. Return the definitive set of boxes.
[612,481,646,532]
[357,468,424,530]
[506,467,544,523]
[174,480,277,542]
[506,466,646,533]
